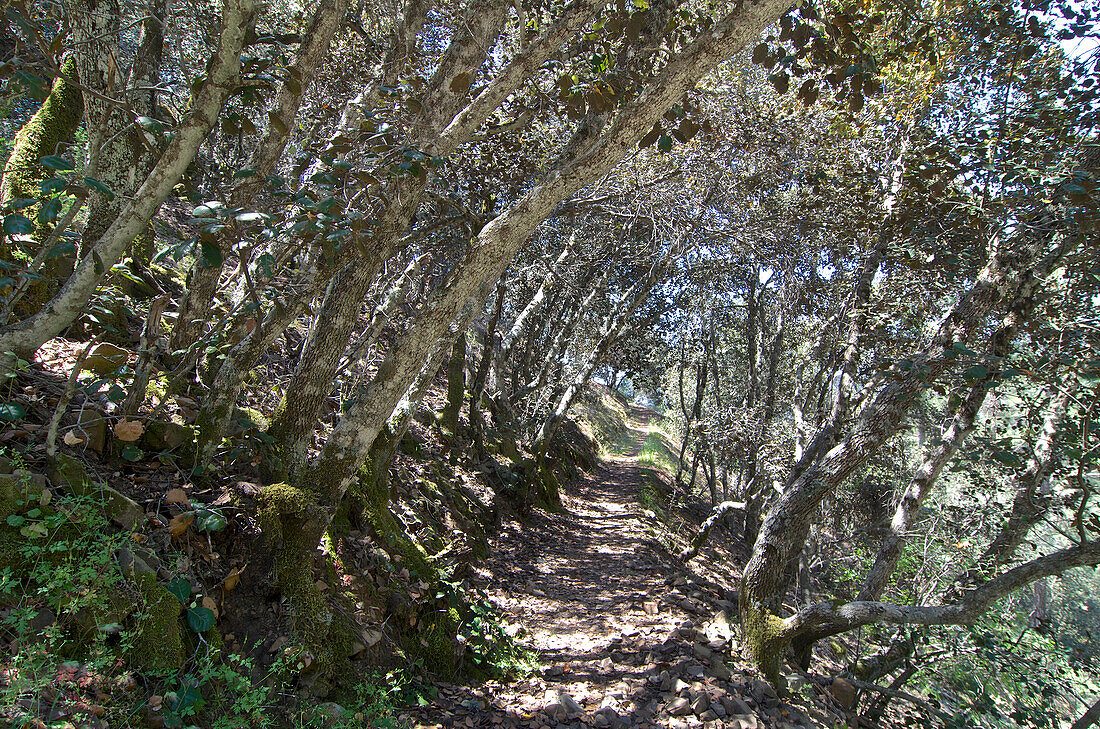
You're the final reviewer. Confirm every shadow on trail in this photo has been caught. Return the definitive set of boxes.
[402,418,824,729]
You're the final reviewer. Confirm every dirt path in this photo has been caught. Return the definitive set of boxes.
[403,424,826,729]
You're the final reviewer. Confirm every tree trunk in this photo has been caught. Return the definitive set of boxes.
[171,0,349,358]
[441,332,467,439]
[739,223,1059,686]
[0,0,256,365]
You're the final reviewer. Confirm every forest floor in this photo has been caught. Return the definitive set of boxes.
[403,409,846,729]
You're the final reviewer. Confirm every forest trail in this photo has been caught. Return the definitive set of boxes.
[404,411,826,729]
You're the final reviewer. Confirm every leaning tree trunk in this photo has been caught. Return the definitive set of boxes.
[171,0,348,360]
[0,0,256,366]
[739,224,1057,687]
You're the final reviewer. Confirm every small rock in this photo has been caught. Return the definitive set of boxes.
[545,690,583,717]
[666,697,693,716]
[729,715,759,729]
[593,714,610,727]
[699,710,718,722]
[693,644,712,661]
[750,679,778,701]
[142,421,194,451]
[77,410,107,453]
[690,695,710,716]
[785,674,811,697]
[316,703,346,724]
[707,661,732,681]
[721,696,754,715]
[599,696,621,715]
[643,601,659,615]
[830,677,856,709]
[673,678,691,694]
[115,548,156,576]
[83,342,131,375]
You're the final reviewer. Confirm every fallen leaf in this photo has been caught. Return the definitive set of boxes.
[164,488,190,506]
[202,595,219,619]
[113,419,144,442]
[38,489,51,506]
[223,565,246,592]
[168,513,194,537]
[63,430,85,446]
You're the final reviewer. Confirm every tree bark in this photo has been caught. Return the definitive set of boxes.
[739,222,1059,685]
[0,0,256,365]
[306,0,794,527]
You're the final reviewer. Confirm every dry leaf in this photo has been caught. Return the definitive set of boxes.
[223,564,246,592]
[113,419,144,442]
[168,513,194,537]
[38,489,51,506]
[63,430,85,446]
[202,595,219,619]
[165,488,190,506]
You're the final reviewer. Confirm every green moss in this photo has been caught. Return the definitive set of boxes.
[355,458,436,581]
[740,601,790,691]
[130,572,185,672]
[259,482,312,514]
[1,56,82,311]
[409,608,460,679]
[258,480,355,692]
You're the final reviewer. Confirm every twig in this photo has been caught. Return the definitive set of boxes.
[846,676,940,717]
[123,294,170,415]
[45,338,99,458]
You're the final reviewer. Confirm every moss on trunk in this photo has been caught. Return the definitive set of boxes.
[739,595,790,692]
[1,56,83,311]
[257,482,355,693]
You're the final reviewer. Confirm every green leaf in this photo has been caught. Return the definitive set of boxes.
[235,211,264,223]
[0,402,26,421]
[83,177,115,200]
[3,214,34,235]
[167,577,192,603]
[6,514,25,527]
[232,168,257,179]
[196,509,227,532]
[657,134,674,152]
[38,197,62,224]
[199,240,223,268]
[963,364,988,380]
[39,155,74,171]
[38,177,68,194]
[991,449,1023,467]
[136,116,165,133]
[187,606,216,633]
[121,445,144,462]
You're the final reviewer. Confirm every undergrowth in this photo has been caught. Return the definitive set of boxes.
[0,454,409,729]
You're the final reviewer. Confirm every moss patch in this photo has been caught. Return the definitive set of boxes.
[129,572,185,672]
